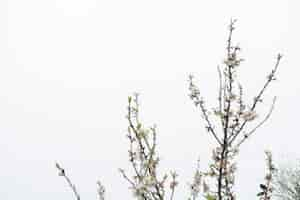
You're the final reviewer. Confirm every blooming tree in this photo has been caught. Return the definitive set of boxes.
[56,20,282,200]
[186,19,280,200]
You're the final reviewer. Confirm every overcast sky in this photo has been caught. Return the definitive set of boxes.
[0,0,298,200]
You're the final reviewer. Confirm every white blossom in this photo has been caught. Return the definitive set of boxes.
[241,110,258,121]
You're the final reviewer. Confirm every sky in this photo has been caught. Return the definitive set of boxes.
[0,0,299,199]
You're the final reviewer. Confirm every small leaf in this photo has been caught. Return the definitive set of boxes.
[257,191,265,196]
[55,162,60,169]
[260,184,267,190]
[206,194,216,200]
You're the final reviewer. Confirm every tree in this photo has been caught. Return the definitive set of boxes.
[274,161,300,200]
[55,20,282,200]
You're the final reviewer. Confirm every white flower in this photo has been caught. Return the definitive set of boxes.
[224,57,244,67]
[241,110,258,121]
[132,183,146,199]
[143,175,155,186]
[189,86,200,99]
[229,93,237,101]
[138,128,150,139]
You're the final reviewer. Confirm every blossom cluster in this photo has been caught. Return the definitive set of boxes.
[121,93,178,200]
[257,151,276,200]
[186,19,281,200]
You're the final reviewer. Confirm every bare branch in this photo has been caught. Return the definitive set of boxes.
[118,168,135,186]
[55,162,81,200]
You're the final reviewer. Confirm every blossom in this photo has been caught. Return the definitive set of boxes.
[224,58,243,67]
[241,110,258,121]
[229,93,237,101]
[143,175,156,186]
[138,128,150,139]
[189,85,200,99]
[132,183,146,199]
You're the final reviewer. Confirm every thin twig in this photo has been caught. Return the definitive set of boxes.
[199,100,223,146]
[217,65,225,129]
[55,162,81,200]
[118,168,135,186]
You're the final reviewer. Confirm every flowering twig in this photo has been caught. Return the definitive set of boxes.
[121,93,177,200]
[229,54,282,146]
[189,75,222,146]
[257,151,276,200]
[188,19,282,200]
[235,97,276,148]
[169,171,178,200]
[188,158,204,200]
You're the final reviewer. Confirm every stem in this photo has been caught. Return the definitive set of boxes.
[55,163,81,200]
[218,19,235,200]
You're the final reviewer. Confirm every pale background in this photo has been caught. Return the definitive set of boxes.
[0,0,298,199]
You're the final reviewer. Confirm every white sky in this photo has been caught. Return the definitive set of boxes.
[0,0,298,199]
